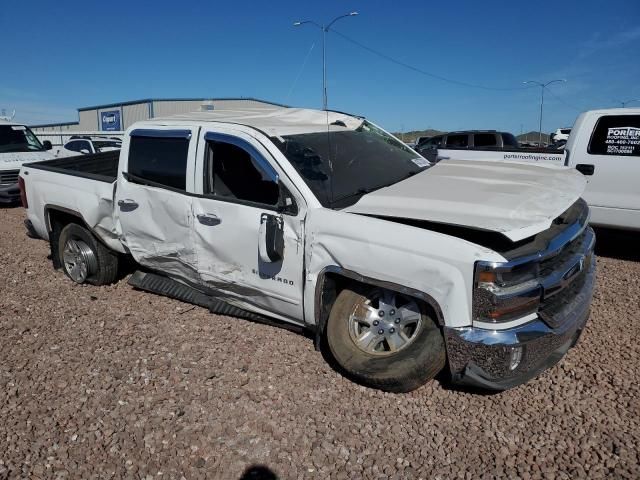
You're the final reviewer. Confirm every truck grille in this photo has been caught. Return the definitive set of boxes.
[0,169,20,185]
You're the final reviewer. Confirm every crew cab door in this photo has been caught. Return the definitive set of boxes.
[115,127,200,283]
[191,128,306,323]
[570,113,640,212]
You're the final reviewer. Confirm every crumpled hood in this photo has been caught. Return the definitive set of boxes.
[1,150,57,169]
[344,160,586,242]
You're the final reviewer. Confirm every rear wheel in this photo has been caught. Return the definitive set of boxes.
[58,223,119,285]
[326,285,446,392]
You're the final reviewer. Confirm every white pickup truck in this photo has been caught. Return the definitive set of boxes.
[0,121,55,205]
[20,108,595,392]
[417,109,640,231]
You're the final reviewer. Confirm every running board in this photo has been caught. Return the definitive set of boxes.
[127,270,290,328]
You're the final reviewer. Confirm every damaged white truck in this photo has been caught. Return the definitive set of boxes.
[20,108,595,392]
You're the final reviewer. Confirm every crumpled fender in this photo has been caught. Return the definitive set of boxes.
[302,209,505,329]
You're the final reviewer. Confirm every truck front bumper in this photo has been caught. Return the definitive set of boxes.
[444,255,595,391]
[0,182,21,205]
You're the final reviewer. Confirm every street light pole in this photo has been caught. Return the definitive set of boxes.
[524,79,566,146]
[294,12,358,110]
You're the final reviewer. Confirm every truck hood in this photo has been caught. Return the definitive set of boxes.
[1,150,57,169]
[344,160,586,242]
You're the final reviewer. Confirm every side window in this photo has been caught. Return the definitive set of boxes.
[474,133,498,148]
[445,134,469,148]
[128,135,189,190]
[80,141,92,153]
[501,133,519,148]
[588,115,640,156]
[205,139,279,206]
[65,141,80,152]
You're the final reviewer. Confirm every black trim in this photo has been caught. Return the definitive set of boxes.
[130,128,192,139]
[24,151,119,183]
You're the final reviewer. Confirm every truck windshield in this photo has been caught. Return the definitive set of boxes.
[0,125,45,153]
[271,120,430,208]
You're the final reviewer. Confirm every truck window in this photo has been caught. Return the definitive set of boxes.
[205,139,279,206]
[473,133,497,148]
[445,134,468,148]
[128,136,189,190]
[501,133,519,148]
[65,141,81,152]
[588,115,640,156]
[0,125,45,153]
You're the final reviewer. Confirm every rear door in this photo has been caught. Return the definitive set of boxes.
[571,113,640,212]
[190,127,306,323]
[115,127,201,283]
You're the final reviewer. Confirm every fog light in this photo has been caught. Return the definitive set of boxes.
[509,346,523,371]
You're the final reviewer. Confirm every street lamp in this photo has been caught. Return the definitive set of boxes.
[294,12,358,110]
[523,79,566,146]
[618,99,639,108]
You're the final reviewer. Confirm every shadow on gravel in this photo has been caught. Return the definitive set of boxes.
[593,227,640,262]
[239,465,278,480]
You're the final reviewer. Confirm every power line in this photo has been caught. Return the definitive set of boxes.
[331,29,533,92]
[286,42,316,102]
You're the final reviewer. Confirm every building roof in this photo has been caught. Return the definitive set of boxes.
[77,97,290,112]
[154,107,364,136]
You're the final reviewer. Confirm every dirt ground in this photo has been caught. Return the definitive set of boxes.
[1,206,639,479]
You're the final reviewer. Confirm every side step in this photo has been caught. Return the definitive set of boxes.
[127,271,302,332]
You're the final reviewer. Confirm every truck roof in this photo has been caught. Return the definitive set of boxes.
[578,107,640,115]
[151,107,365,136]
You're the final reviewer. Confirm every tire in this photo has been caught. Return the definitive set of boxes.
[57,223,119,286]
[326,285,446,393]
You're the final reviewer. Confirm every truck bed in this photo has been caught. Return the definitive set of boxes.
[25,151,119,183]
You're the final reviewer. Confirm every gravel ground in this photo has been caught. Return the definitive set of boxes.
[1,206,639,479]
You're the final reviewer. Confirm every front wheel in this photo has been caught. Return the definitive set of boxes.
[58,223,119,285]
[326,286,446,392]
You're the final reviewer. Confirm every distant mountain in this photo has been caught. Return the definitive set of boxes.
[393,129,444,143]
[517,131,551,144]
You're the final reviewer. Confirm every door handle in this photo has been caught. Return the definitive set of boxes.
[197,213,221,226]
[117,199,139,212]
[575,164,595,176]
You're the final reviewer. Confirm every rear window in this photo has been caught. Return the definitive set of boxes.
[445,134,468,148]
[473,133,497,148]
[588,115,640,156]
[128,136,189,190]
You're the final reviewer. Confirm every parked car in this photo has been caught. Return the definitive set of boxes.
[551,128,571,143]
[19,108,595,392]
[59,136,121,156]
[564,108,640,230]
[415,130,565,164]
[0,121,54,205]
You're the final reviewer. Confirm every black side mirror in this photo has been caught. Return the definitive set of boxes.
[43,140,52,150]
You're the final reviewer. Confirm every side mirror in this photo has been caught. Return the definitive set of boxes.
[43,140,52,150]
[259,213,284,263]
[80,148,90,154]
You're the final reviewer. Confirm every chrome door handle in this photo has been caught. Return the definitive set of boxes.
[197,213,221,226]
[117,199,139,212]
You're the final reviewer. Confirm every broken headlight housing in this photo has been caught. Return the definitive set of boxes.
[473,260,542,324]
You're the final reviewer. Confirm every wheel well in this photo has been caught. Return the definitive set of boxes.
[313,270,444,350]
[46,208,88,269]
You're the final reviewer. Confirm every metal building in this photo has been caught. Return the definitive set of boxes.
[31,97,288,134]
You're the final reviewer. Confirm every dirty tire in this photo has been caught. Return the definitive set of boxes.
[58,223,119,286]
[326,286,446,393]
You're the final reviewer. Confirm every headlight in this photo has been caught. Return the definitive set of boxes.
[473,261,541,323]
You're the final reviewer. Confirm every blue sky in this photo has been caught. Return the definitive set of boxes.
[2,0,639,134]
